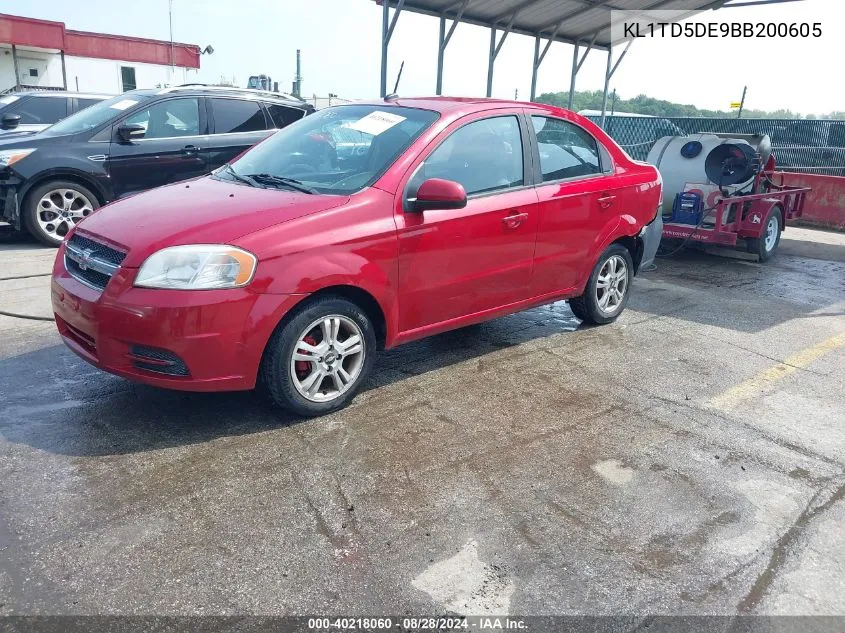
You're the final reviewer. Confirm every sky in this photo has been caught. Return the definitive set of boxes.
[2,0,840,115]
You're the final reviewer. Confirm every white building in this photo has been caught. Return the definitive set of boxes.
[0,13,200,94]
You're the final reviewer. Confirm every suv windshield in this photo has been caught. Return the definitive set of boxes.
[40,94,152,137]
[221,104,439,195]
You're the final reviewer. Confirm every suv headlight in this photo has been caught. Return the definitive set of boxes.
[0,148,36,168]
[135,245,257,289]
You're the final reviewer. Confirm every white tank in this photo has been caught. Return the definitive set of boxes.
[647,133,770,216]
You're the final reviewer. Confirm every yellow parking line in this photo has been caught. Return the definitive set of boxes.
[709,331,845,410]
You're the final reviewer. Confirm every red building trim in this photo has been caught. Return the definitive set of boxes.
[0,13,200,69]
[65,30,200,68]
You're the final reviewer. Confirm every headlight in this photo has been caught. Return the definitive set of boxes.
[0,148,36,168]
[135,245,257,290]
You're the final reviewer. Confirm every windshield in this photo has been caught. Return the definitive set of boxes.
[40,94,152,137]
[221,104,439,195]
[0,95,20,112]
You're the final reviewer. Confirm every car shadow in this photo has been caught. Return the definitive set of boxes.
[630,243,844,333]
[0,304,580,457]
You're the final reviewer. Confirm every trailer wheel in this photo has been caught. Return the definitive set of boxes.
[747,207,783,262]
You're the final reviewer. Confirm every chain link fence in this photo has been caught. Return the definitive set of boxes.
[583,116,845,175]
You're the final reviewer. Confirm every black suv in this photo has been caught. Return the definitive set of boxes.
[0,86,314,245]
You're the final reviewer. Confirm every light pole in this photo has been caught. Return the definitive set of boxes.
[169,0,175,85]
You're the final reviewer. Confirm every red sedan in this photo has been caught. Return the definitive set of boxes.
[51,98,663,416]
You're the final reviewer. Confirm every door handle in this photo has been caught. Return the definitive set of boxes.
[597,193,616,209]
[182,144,200,154]
[502,212,529,229]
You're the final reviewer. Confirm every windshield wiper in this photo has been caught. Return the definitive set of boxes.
[242,173,318,194]
[221,164,262,188]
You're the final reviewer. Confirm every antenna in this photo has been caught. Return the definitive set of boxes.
[391,61,404,96]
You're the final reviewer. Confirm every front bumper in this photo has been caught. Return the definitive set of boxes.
[0,178,22,229]
[51,247,305,392]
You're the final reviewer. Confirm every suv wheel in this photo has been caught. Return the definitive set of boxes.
[260,296,376,417]
[568,244,634,325]
[24,180,100,247]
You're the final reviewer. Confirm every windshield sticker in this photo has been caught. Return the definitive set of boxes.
[344,111,406,136]
[109,99,139,111]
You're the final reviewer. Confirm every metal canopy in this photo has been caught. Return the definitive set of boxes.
[375,0,784,127]
[384,0,719,51]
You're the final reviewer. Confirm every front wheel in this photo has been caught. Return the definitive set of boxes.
[259,296,376,417]
[568,244,634,325]
[23,180,100,247]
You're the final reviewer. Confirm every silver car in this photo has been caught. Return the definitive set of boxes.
[0,92,111,137]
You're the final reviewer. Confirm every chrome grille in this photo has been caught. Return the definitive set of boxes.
[64,234,126,291]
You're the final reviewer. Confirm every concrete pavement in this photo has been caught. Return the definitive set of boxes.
[0,225,843,617]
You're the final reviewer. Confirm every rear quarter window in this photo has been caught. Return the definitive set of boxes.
[266,104,306,129]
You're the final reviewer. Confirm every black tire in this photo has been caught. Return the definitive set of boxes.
[259,295,376,417]
[568,243,634,325]
[746,206,782,262]
[23,180,100,247]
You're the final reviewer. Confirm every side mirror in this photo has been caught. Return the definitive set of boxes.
[117,123,146,142]
[1,113,21,130]
[410,178,467,212]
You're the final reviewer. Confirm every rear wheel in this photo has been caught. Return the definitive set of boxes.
[259,296,376,417]
[568,244,633,325]
[24,180,99,247]
[746,207,782,262]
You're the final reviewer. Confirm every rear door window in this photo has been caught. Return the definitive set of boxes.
[531,116,602,181]
[210,98,267,134]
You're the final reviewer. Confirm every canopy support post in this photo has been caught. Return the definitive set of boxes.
[486,10,518,97]
[380,0,406,97]
[567,33,597,110]
[599,39,632,128]
[530,19,563,102]
[436,0,469,95]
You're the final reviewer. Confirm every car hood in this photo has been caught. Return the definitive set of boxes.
[0,129,39,139]
[0,130,73,148]
[75,176,350,266]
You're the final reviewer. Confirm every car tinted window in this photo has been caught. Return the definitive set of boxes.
[13,96,68,125]
[124,98,200,139]
[77,98,105,110]
[211,98,266,133]
[415,116,523,196]
[266,104,305,129]
[532,116,601,181]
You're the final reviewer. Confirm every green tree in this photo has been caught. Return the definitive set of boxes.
[534,90,842,120]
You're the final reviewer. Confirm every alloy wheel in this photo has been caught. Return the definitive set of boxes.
[595,254,628,315]
[36,188,94,239]
[290,315,366,403]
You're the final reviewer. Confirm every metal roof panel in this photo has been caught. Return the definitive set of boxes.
[379,0,722,48]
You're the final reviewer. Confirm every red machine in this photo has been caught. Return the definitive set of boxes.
[652,134,811,261]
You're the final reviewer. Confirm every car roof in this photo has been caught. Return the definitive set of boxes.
[343,96,564,116]
[127,85,311,107]
[5,91,112,99]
